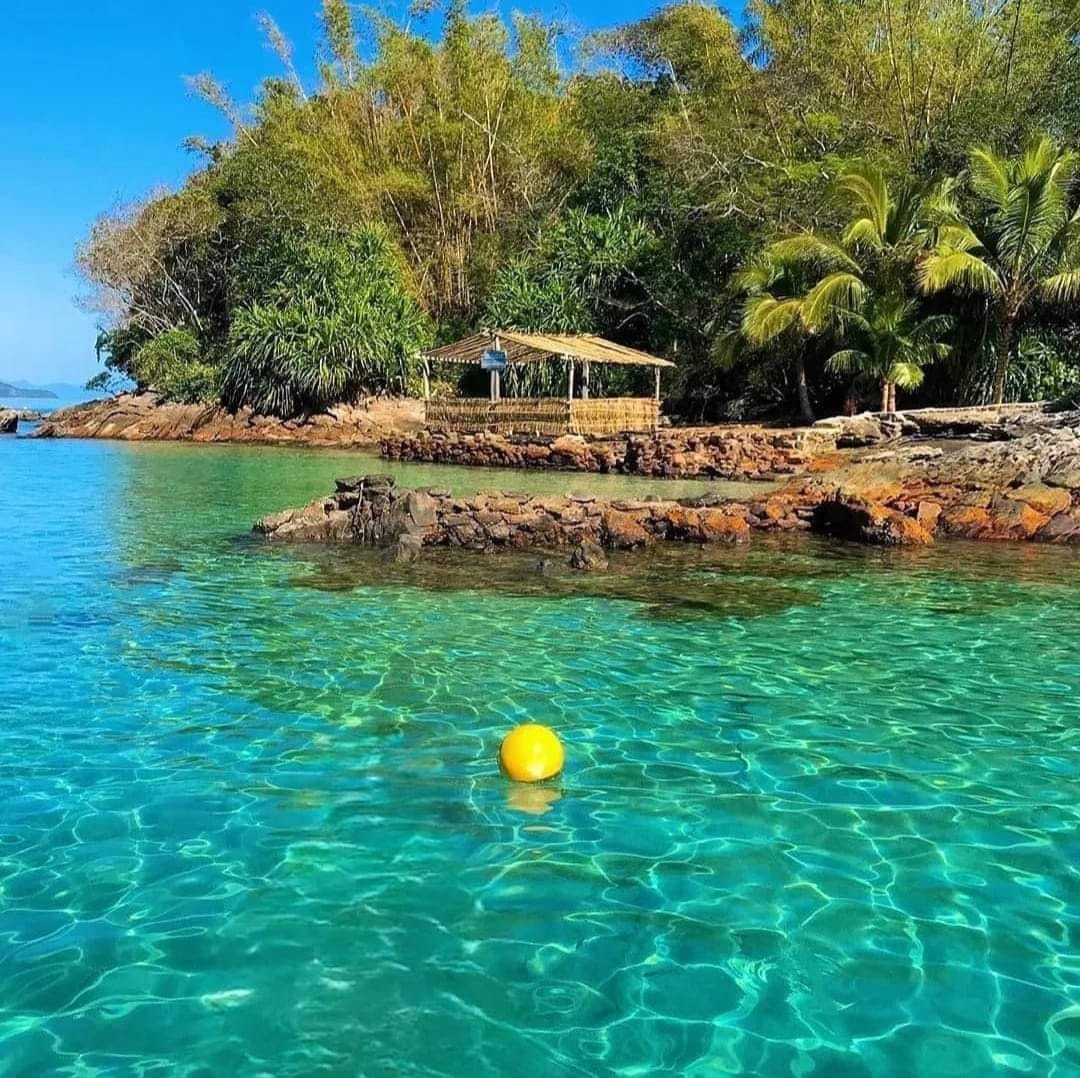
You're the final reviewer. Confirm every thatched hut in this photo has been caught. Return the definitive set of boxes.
[421,330,675,436]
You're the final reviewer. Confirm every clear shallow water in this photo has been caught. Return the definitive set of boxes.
[1,437,1079,1077]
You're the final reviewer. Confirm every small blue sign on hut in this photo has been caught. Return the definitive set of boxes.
[481,349,507,371]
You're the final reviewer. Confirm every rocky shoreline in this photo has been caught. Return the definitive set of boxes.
[380,425,839,480]
[255,406,1080,555]
[32,392,424,447]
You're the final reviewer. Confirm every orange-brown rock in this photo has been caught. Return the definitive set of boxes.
[601,510,653,549]
[1008,484,1072,516]
[698,510,751,543]
[939,506,992,538]
[811,495,934,546]
[34,392,423,447]
[916,501,943,531]
[985,497,1050,540]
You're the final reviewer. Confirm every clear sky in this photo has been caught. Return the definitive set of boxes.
[0,0,667,387]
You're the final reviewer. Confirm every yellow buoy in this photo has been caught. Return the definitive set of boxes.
[499,723,564,783]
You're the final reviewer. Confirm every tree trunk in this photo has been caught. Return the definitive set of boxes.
[888,382,897,413]
[880,379,890,413]
[993,318,1014,407]
[795,353,814,423]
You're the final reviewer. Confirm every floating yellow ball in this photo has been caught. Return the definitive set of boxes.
[499,724,564,783]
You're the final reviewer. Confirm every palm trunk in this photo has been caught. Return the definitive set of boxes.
[993,318,1014,407]
[880,379,890,413]
[888,382,897,413]
[795,353,814,423]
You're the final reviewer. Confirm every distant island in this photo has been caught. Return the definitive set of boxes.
[0,381,57,399]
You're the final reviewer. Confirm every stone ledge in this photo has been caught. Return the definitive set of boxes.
[380,425,835,480]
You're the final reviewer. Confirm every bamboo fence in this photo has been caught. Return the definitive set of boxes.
[426,397,659,436]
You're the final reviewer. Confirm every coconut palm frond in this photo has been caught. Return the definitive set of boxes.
[919,249,1002,295]
[935,223,983,252]
[969,146,1010,209]
[921,176,963,225]
[733,258,777,295]
[802,272,866,330]
[910,313,954,342]
[713,328,747,369]
[836,165,889,241]
[999,174,1067,267]
[1039,268,1080,305]
[826,348,872,375]
[766,234,860,273]
[888,361,928,389]
[1021,135,1065,182]
[842,217,883,251]
[741,294,804,345]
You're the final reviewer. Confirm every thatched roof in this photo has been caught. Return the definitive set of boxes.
[423,330,676,368]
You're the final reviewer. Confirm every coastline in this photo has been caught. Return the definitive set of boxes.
[256,405,1080,549]
[32,392,425,448]
[31,392,1080,546]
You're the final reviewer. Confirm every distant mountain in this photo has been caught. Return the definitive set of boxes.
[12,378,92,396]
[0,381,58,399]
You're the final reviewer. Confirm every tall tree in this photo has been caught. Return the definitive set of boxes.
[919,135,1080,404]
[735,163,952,414]
[827,293,951,413]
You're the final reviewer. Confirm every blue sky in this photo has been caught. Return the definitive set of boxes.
[0,0,671,386]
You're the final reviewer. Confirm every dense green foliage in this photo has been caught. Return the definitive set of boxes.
[79,0,1080,419]
[222,228,429,415]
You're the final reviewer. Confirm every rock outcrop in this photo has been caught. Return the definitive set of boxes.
[257,410,1080,552]
[33,393,424,447]
[0,410,17,433]
[254,475,755,558]
[811,495,934,546]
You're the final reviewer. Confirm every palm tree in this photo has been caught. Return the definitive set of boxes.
[735,164,954,416]
[730,255,853,422]
[827,292,951,413]
[919,135,1080,405]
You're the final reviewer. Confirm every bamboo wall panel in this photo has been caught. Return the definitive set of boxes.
[426,397,659,435]
[570,398,659,435]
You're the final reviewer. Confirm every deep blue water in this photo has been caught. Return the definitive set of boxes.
[1,435,1078,1076]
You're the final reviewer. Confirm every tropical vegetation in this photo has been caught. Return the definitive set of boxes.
[79,0,1080,419]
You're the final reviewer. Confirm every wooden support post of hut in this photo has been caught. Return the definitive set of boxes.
[421,331,674,437]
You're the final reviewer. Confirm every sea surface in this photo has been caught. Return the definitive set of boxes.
[1,435,1078,1077]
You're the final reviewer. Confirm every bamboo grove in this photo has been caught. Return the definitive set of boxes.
[79,0,1080,419]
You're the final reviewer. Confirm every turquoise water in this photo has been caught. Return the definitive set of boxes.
[2,436,1079,1077]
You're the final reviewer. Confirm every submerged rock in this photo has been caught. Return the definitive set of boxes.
[569,541,609,572]
[386,533,423,564]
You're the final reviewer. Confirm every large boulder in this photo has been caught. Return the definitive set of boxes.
[254,498,354,542]
[659,506,750,543]
[387,490,438,539]
[1039,510,1080,543]
[601,509,652,549]
[386,532,423,564]
[335,474,396,495]
[811,413,912,447]
[0,410,17,434]
[569,540,609,572]
[811,494,933,546]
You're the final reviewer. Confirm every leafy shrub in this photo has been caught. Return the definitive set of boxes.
[483,263,589,333]
[222,228,430,417]
[132,329,220,404]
